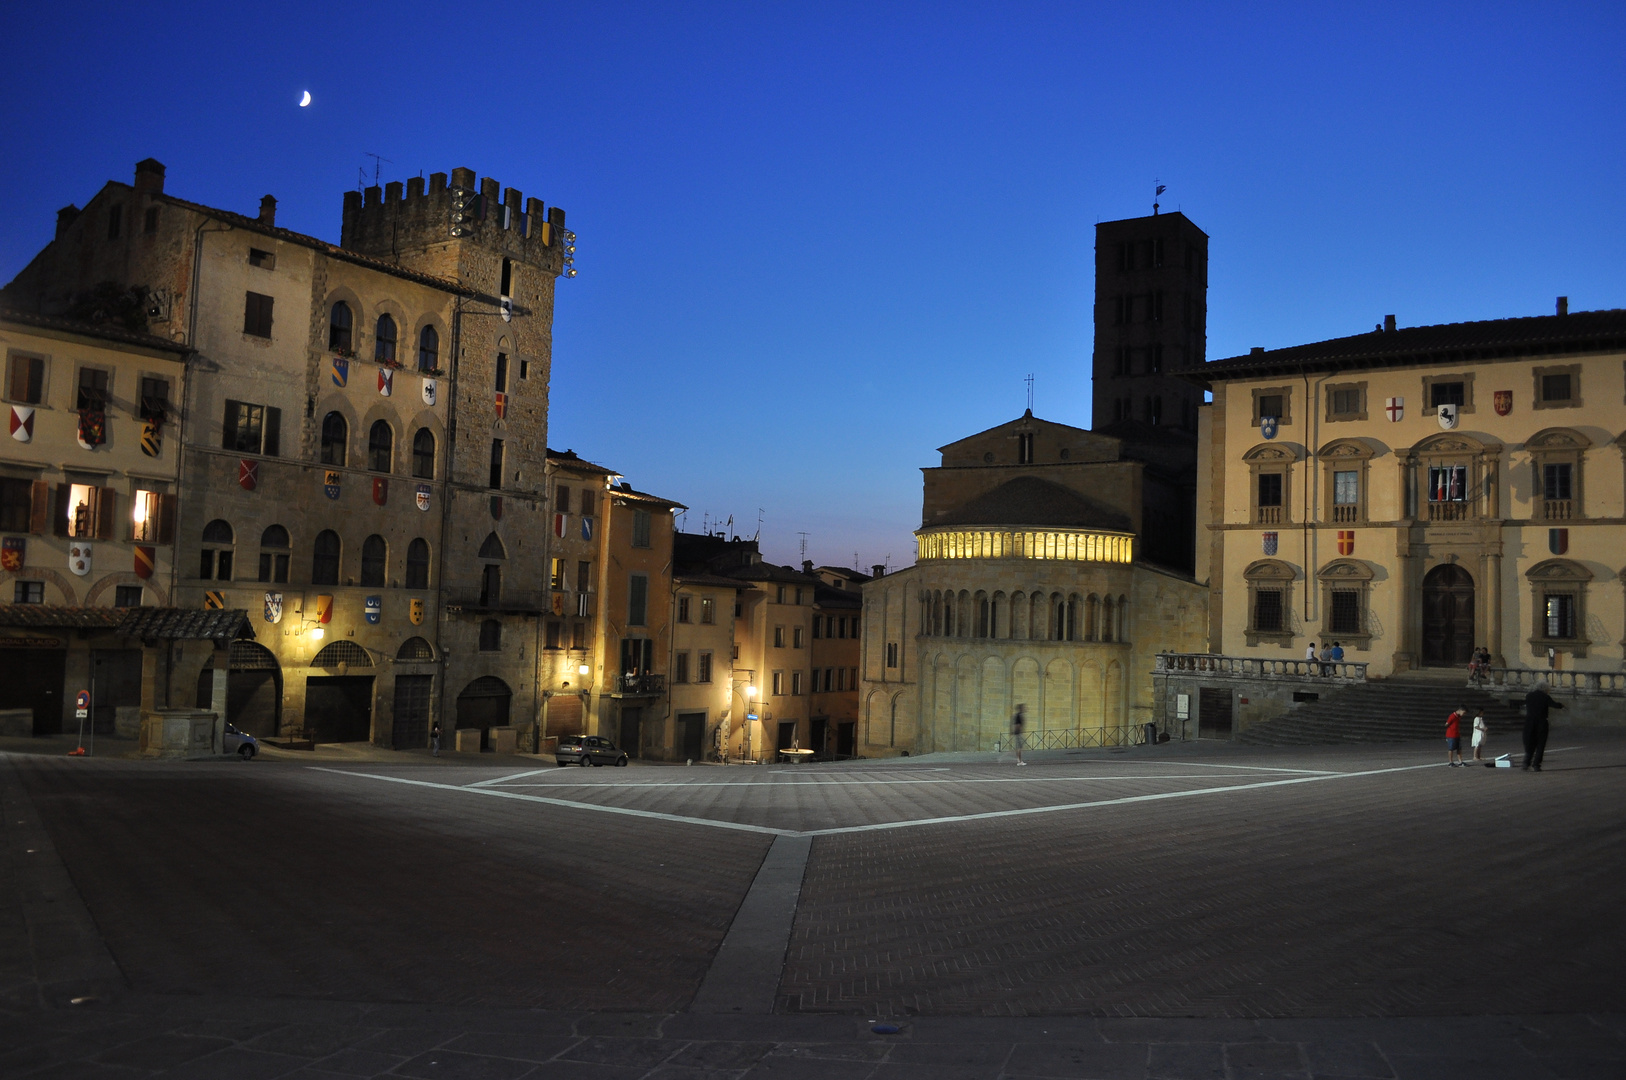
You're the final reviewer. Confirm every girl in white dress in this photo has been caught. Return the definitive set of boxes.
[1471,712,1488,761]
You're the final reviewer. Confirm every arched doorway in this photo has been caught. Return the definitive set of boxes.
[456,676,511,750]
[1422,563,1476,666]
[194,641,283,738]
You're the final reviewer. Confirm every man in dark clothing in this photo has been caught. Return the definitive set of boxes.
[1522,683,1565,771]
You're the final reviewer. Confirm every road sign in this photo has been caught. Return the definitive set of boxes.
[75,689,90,719]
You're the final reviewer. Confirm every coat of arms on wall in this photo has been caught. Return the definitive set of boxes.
[204,590,225,610]
[372,477,388,506]
[1337,530,1355,556]
[1549,528,1568,555]
[0,537,24,572]
[76,410,106,449]
[68,541,92,576]
[1494,390,1512,416]
[1259,416,1278,440]
[581,516,593,542]
[133,545,155,579]
[378,368,393,397]
[239,459,259,491]
[331,357,349,388]
[1437,403,1459,430]
[1384,396,1403,422]
[364,596,382,624]
[316,594,333,624]
[415,484,431,511]
[422,378,437,406]
[323,471,341,499]
[1262,531,1278,556]
[409,598,424,625]
[140,421,162,457]
[264,592,283,623]
[9,405,33,442]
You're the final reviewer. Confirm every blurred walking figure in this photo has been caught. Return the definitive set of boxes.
[1522,683,1564,771]
[431,720,442,756]
[1471,711,1488,761]
[1011,703,1027,766]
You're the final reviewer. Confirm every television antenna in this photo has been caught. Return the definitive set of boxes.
[364,153,393,188]
[1025,373,1034,412]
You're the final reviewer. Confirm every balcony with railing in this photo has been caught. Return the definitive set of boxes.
[1331,504,1359,523]
[1256,505,1282,525]
[1155,652,1369,683]
[1542,499,1574,521]
[615,673,667,696]
[1426,499,1471,522]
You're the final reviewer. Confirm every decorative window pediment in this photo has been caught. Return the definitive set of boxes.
[1526,427,1590,451]
[1317,558,1374,582]
[1244,558,1297,583]
[1243,442,1300,463]
[1525,558,1592,584]
[1317,437,1377,460]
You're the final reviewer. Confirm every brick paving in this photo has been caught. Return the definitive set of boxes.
[3,734,1625,1077]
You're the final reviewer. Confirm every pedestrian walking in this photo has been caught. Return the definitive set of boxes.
[1471,711,1488,761]
[431,720,441,756]
[1522,682,1565,771]
[1011,703,1027,766]
[1445,706,1465,767]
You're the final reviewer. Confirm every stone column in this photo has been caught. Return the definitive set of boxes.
[1486,548,1504,667]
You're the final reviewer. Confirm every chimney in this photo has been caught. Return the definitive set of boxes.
[802,560,814,574]
[1250,346,1264,355]
[133,158,166,198]
[872,564,886,579]
[1557,296,1568,316]
[55,205,81,240]
[1384,314,1396,333]
[258,195,277,226]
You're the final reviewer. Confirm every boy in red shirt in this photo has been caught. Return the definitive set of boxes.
[1445,706,1465,768]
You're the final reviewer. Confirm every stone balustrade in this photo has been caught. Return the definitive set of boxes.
[1154,652,1369,683]
[1474,667,1626,696]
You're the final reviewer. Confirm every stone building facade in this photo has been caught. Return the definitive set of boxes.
[2,159,569,748]
[1188,305,1626,678]
[859,412,1209,756]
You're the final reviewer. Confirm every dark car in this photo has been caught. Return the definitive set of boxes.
[554,734,628,767]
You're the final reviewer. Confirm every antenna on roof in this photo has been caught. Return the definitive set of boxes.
[755,509,764,543]
[1154,182,1166,215]
[853,551,861,570]
[1025,373,1034,413]
[363,152,393,188]
[798,532,809,565]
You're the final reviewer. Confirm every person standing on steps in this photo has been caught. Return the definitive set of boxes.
[1471,710,1488,762]
[1522,682,1564,771]
[1445,705,1465,767]
[1011,703,1027,766]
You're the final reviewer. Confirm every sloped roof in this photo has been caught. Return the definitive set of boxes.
[936,410,1102,455]
[116,607,251,640]
[1189,309,1626,386]
[0,605,127,629]
[1,308,192,355]
[926,476,1134,532]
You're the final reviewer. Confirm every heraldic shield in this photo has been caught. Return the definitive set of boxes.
[1384,396,1404,422]
[415,483,430,511]
[331,356,349,388]
[1549,528,1569,555]
[323,471,341,499]
[1260,416,1279,440]
[373,477,388,506]
[1494,390,1512,416]
[422,378,437,406]
[364,595,381,624]
[264,592,283,624]
[409,598,424,625]
[1262,532,1278,556]
[1337,530,1355,555]
[133,545,155,579]
[1437,403,1459,429]
[1,537,24,572]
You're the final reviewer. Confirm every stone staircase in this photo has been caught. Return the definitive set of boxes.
[1236,674,1526,746]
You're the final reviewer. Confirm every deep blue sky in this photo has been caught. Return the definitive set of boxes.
[4,2,1623,570]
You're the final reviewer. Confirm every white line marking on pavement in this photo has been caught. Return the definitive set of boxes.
[310,758,1488,838]
[1144,761,1341,775]
[306,768,787,835]
[465,769,553,788]
[496,774,1273,789]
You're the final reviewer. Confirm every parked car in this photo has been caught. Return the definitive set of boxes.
[554,734,628,767]
[223,723,258,760]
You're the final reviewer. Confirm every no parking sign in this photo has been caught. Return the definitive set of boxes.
[75,690,90,719]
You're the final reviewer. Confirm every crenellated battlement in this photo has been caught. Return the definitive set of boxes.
[339,166,567,280]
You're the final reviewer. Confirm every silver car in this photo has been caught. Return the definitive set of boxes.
[554,734,628,767]
[223,723,258,760]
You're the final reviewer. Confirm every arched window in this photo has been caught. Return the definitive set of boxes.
[312,529,341,585]
[321,412,347,466]
[1117,594,1129,643]
[360,534,386,587]
[328,301,353,352]
[1101,596,1115,642]
[397,636,434,661]
[258,524,290,583]
[368,420,393,472]
[405,538,430,589]
[478,532,507,559]
[412,428,435,479]
[417,325,439,371]
[200,519,233,580]
[480,619,501,651]
[374,314,397,363]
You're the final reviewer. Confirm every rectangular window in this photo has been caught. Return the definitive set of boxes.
[143,206,159,234]
[572,621,586,649]
[1329,590,1361,634]
[248,248,275,269]
[131,489,163,542]
[791,671,803,696]
[580,489,595,515]
[222,400,263,453]
[545,621,562,649]
[775,585,786,603]
[674,652,689,683]
[1544,594,1576,639]
[1430,381,1465,408]
[773,626,785,648]
[1258,473,1283,507]
[1540,373,1572,404]
[772,671,784,696]
[494,352,509,394]
[812,617,823,639]
[677,595,691,623]
[14,581,44,604]
[700,597,715,625]
[556,484,571,512]
[1258,393,1284,420]
[1543,463,1573,500]
[6,353,44,404]
[839,617,849,639]
[1329,387,1361,417]
[886,642,899,668]
[632,509,651,548]
[550,558,566,589]
[138,377,170,422]
[76,368,109,411]
[793,626,804,648]
[628,573,648,626]
[1333,471,1358,505]
[243,291,274,337]
[0,478,32,532]
[697,652,712,683]
[259,547,289,584]
[489,439,504,489]
[1254,589,1284,632]
[576,560,592,592]
[1428,465,1467,502]
[63,483,105,539]
[114,585,143,607]
[107,204,122,240]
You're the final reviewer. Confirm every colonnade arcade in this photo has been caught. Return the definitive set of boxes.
[919,588,1129,644]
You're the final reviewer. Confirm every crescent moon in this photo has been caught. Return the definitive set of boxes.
[299,90,312,107]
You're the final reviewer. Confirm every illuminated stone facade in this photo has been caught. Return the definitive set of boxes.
[859,412,1209,756]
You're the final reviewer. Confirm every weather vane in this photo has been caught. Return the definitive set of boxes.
[1025,373,1034,412]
